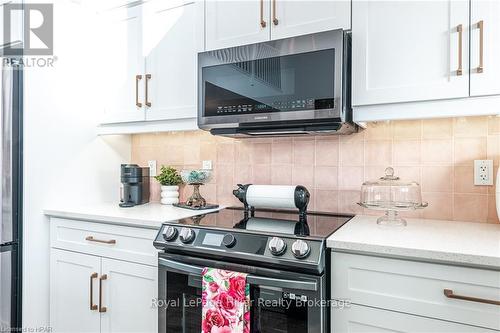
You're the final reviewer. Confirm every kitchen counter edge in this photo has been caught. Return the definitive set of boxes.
[44,203,224,230]
[327,215,500,270]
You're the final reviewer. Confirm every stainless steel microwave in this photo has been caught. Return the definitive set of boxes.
[197,29,356,137]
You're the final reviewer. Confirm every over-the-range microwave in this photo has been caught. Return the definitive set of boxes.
[197,29,356,137]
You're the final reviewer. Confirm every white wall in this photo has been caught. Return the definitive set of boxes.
[22,0,130,327]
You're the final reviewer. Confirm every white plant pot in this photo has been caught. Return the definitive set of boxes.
[160,185,179,205]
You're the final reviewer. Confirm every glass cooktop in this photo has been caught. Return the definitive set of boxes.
[170,207,353,239]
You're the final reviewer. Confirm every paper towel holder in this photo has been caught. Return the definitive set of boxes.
[233,184,310,223]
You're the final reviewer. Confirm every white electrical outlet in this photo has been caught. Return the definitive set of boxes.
[148,160,157,177]
[202,160,213,170]
[474,160,493,186]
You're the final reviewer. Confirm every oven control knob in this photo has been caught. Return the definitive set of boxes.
[222,234,236,248]
[179,227,195,244]
[162,226,178,241]
[291,240,310,259]
[268,237,287,256]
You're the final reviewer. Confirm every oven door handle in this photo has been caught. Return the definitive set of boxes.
[159,258,203,275]
[246,276,317,291]
[158,258,318,292]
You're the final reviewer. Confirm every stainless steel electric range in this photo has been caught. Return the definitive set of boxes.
[153,202,353,333]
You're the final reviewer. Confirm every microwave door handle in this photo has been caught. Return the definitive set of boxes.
[247,275,317,292]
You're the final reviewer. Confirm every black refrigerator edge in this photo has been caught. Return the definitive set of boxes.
[0,56,23,330]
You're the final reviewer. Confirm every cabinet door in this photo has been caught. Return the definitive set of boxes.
[352,0,470,106]
[270,0,350,40]
[332,305,496,333]
[50,249,101,333]
[101,4,146,124]
[206,0,270,50]
[100,258,157,333]
[144,1,202,121]
[470,1,500,96]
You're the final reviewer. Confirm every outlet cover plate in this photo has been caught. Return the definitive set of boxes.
[148,160,157,177]
[202,160,213,170]
[474,160,493,186]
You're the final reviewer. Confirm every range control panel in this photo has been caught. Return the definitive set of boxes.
[153,224,325,272]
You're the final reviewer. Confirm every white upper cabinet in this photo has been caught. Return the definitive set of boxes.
[270,0,350,40]
[205,0,271,50]
[101,4,146,124]
[144,0,202,121]
[205,0,351,50]
[98,0,202,129]
[470,0,500,97]
[352,0,470,106]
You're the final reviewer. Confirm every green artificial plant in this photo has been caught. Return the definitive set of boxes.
[154,166,183,186]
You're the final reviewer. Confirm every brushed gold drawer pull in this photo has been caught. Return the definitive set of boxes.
[272,0,278,25]
[99,274,108,313]
[85,236,116,245]
[145,74,152,107]
[90,272,98,311]
[456,24,463,76]
[444,289,500,306]
[135,74,142,107]
[260,0,266,28]
[477,20,484,73]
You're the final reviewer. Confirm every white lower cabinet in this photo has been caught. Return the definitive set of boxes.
[50,250,101,333]
[333,305,496,333]
[100,259,157,333]
[50,249,157,333]
[331,252,500,333]
[49,219,159,333]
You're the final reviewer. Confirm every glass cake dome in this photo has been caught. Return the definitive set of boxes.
[358,167,428,226]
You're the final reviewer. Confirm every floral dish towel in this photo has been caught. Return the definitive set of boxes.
[202,268,250,333]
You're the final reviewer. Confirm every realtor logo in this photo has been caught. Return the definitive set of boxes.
[3,3,53,56]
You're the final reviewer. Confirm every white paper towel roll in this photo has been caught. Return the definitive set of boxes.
[245,185,297,209]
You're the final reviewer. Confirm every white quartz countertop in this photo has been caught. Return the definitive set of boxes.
[328,215,500,269]
[44,202,223,229]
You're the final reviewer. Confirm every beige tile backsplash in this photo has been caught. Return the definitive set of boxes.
[131,116,500,223]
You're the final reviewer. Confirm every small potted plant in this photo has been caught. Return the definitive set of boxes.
[154,166,183,205]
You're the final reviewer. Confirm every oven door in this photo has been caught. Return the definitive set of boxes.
[158,254,326,333]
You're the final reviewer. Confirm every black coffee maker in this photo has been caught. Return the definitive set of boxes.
[119,164,150,207]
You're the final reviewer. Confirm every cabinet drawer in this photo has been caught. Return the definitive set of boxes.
[332,252,500,330]
[332,304,497,333]
[50,218,159,266]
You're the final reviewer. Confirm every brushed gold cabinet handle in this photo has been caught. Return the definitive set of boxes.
[476,20,484,73]
[99,274,108,313]
[85,236,116,245]
[90,272,98,311]
[272,0,278,25]
[456,24,463,76]
[444,289,500,306]
[260,0,266,28]
[135,74,142,107]
[145,74,152,107]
